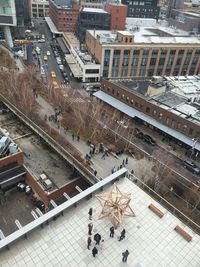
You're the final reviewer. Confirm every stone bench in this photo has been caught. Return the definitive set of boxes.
[174,225,192,242]
[148,203,164,218]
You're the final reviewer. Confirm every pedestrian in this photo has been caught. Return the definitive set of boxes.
[72,133,74,140]
[88,223,93,235]
[125,157,128,164]
[122,250,129,262]
[110,226,114,238]
[87,236,92,249]
[88,208,93,220]
[120,164,123,169]
[100,239,104,250]
[131,170,134,175]
[77,135,80,142]
[94,233,101,245]
[119,229,126,241]
[111,166,116,174]
[101,152,106,159]
[89,150,92,156]
[92,146,95,154]
[122,159,125,166]
[94,170,97,176]
[92,246,98,257]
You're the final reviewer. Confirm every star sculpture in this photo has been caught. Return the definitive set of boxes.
[96,183,135,228]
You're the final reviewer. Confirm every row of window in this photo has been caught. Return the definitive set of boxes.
[103,85,198,136]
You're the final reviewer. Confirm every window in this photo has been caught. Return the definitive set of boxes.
[189,128,193,136]
[158,113,163,120]
[146,107,150,113]
[112,89,115,94]
[171,120,176,127]
[117,91,119,96]
[177,122,181,129]
[131,99,134,104]
[122,94,125,99]
[126,96,129,102]
[153,110,157,115]
[183,125,187,132]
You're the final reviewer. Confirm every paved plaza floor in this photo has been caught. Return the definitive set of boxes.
[0,178,200,267]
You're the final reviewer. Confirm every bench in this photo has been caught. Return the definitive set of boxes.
[148,203,164,218]
[174,225,192,242]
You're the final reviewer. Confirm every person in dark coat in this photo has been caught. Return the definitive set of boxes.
[119,229,126,241]
[87,236,92,250]
[110,226,114,237]
[122,250,129,262]
[92,246,98,257]
[94,233,101,245]
[88,223,93,235]
[88,208,93,220]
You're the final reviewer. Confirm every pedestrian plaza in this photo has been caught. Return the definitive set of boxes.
[0,178,200,267]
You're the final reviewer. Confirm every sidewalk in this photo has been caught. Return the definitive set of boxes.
[36,95,144,179]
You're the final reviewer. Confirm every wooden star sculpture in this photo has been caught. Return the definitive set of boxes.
[96,183,135,228]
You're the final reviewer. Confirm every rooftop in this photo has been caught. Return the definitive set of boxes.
[1,178,200,266]
[82,7,108,13]
[87,26,200,44]
[114,76,200,126]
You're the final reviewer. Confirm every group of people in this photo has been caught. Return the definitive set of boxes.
[87,208,130,262]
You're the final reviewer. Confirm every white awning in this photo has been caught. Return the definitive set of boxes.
[45,17,62,34]
[94,90,200,151]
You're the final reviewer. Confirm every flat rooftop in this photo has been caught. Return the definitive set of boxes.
[0,178,199,266]
[87,26,200,44]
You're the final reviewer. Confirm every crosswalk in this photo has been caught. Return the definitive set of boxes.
[60,84,69,89]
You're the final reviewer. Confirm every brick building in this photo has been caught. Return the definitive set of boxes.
[94,77,200,151]
[86,27,200,79]
[105,3,128,31]
[49,0,79,32]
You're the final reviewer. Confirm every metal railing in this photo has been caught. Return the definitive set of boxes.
[0,94,98,185]
[131,174,200,235]
[0,168,127,251]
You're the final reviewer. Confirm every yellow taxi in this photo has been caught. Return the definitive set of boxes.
[51,71,56,78]
[43,55,48,61]
[52,80,59,89]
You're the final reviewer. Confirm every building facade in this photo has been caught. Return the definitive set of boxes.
[31,0,49,18]
[97,77,200,149]
[76,8,110,43]
[105,3,127,31]
[121,0,160,20]
[49,0,79,32]
[86,28,200,79]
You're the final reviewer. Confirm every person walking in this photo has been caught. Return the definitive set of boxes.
[119,229,126,241]
[125,157,128,164]
[88,208,93,220]
[92,246,98,257]
[94,233,101,245]
[77,135,80,142]
[94,170,97,176]
[122,159,125,166]
[88,223,93,235]
[122,250,129,262]
[72,133,75,140]
[110,226,114,238]
[87,236,92,250]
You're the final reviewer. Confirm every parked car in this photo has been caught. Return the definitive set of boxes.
[183,160,200,175]
[59,64,64,71]
[46,50,51,56]
[136,130,144,139]
[56,57,62,65]
[143,134,156,146]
